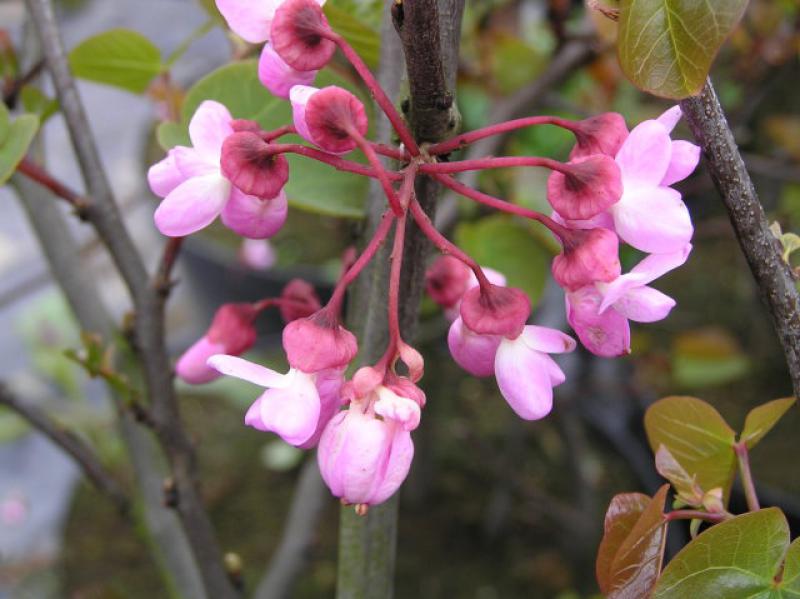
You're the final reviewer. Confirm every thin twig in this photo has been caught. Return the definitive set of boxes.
[680,80,800,398]
[153,237,184,298]
[16,157,90,215]
[0,383,130,515]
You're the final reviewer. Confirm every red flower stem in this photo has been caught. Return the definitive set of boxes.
[16,157,90,215]
[326,210,397,314]
[370,141,409,162]
[419,156,572,176]
[325,31,420,157]
[665,510,731,523]
[734,441,761,512]
[265,143,402,181]
[407,197,491,290]
[350,131,404,216]
[262,124,297,142]
[427,115,581,155]
[386,212,408,354]
[432,172,570,241]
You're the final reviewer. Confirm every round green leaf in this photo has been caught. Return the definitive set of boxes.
[741,397,796,450]
[0,102,9,142]
[68,29,163,94]
[644,396,736,501]
[653,508,790,598]
[0,114,40,186]
[617,0,748,99]
[454,214,549,303]
[20,86,59,124]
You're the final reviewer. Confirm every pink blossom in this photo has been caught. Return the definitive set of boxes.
[290,85,368,154]
[208,354,342,448]
[258,43,317,99]
[443,266,506,322]
[270,0,336,71]
[546,154,623,220]
[220,131,290,199]
[569,112,629,160]
[279,279,322,323]
[282,310,358,373]
[317,386,419,506]
[459,283,531,338]
[176,303,257,384]
[425,255,471,309]
[551,227,621,291]
[220,188,288,239]
[215,0,325,44]
[239,238,277,270]
[149,101,280,238]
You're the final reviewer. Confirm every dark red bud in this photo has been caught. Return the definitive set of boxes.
[271,0,336,71]
[425,255,471,309]
[207,303,258,354]
[547,155,622,221]
[304,86,368,154]
[552,227,621,291]
[570,112,629,160]
[282,310,358,372]
[459,284,531,339]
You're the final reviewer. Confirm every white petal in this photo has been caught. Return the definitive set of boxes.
[154,174,230,236]
[188,100,233,161]
[206,354,289,388]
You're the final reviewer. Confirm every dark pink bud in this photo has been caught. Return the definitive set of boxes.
[221,131,290,199]
[207,303,258,354]
[279,279,322,323]
[231,119,262,133]
[569,113,629,160]
[270,0,336,71]
[459,284,531,339]
[425,255,471,309]
[552,227,621,291]
[302,86,368,154]
[282,310,358,372]
[547,155,622,220]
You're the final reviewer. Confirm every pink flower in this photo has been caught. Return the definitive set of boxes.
[566,244,692,356]
[208,354,342,448]
[239,238,277,270]
[443,266,506,322]
[425,255,471,310]
[290,85,368,154]
[569,112,629,160]
[279,279,322,323]
[551,227,621,291]
[448,319,576,420]
[221,189,288,239]
[546,154,623,220]
[317,386,419,506]
[270,0,336,71]
[215,0,325,44]
[149,101,286,238]
[459,283,531,338]
[258,43,317,99]
[282,310,358,373]
[220,131,290,199]
[176,303,257,384]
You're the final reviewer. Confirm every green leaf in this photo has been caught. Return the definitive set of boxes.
[454,214,550,303]
[653,508,793,598]
[644,396,737,501]
[0,114,40,186]
[617,0,748,99]
[324,4,380,68]
[783,538,800,593]
[68,29,163,94]
[740,397,796,450]
[20,86,59,123]
[654,445,703,506]
[172,61,368,218]
[596,485,669,599]
[0,102,9,141]
[156,121,190,151]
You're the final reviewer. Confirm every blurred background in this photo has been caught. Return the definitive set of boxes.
[0,0,798,597]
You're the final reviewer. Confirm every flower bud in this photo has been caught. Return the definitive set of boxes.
[221,189,288,239]
[551,227,621,291]
[220,131,290,199]
[270,0,336,71]
[547,155,622,220]
[569,112,629,160]
[425,255,471,309]
[176,303,257,384]
[258,43,317,99]
[282,310,358,372]
[290,85,368,154]
[279,279,322,323]
[459,284,531,339]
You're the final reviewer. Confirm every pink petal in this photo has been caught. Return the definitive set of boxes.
[239,238,277,270]
[148,150,186,198]
[221,188,288,239]
[566,286,631,357]
[172,145,218,179]
[244,397,269,431]
[615,120,673,187]
[298,367,345,449]
[289,85,317,144]
[613,286,675,323]
[206,354,288,388]
[661,140,701,186]
[656,105,683,133]
[374,387,421,431]
[552,209,616,232]
[447,317,501,377]
[188,100,233,161]
[257,370,320,446]
[175,336,227,384]
[494,336,557,420]
[519,325,577,354]
[611,186,693,254]
[216,0,283,43]
[154,173,230,236]
[258,43,318,99]
[369,429,414,505]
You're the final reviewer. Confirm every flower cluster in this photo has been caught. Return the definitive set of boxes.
[151,0,701,512]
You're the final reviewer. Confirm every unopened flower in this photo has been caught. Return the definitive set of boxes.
[176,303,258,384]
[551,227,621,291]
[220,131,290,200]
[546,154,623,220]
[282,309,358,372]
[270,0,336,71]
[569,112,629,160]
[290,85,368,154]
[279,279,322,323]
[459,283,531,338]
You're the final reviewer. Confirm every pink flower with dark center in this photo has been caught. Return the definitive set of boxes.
[220,131,290,199]
[551,227,621,291]
[215,0,325,44]
[270,0,336,71]
[569,112,629,160]
[282,309,358,373]
[546,154,623,220]
[176,303,258,384]
[290,85,368,154]
[459,283,531,338]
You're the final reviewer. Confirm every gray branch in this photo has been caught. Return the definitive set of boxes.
[680,80,800,398]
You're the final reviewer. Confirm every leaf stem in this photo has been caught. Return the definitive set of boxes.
[665,509,730,523]
[734,441,761,512]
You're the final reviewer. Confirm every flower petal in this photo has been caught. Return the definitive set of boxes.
[221,188,288,239]
[154,174,230,237]
[566,286,631,357]
[494,336,556,420]
[369,429,414,505]
[661,140,701,186]
[519,325,577,354]
[613,285,676,323]
[206,354,289,388]
[447,317,501,377]
[173,145,218,179]
[148,150,186,198]
[615,120,672,187]
[257,370,321,446]
[611,186,693,253]
[244,397,269,431]
[258,43,317,99]
[188,100,233,161]
[216,0,283,43]
[175,336,226,384]
[656,105,683,133]
[289,85,318,144]
[374,387,421,431]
